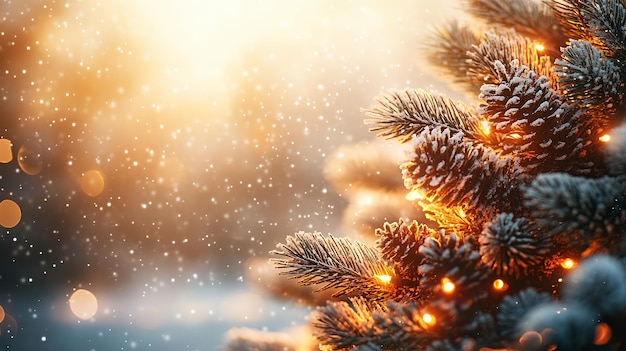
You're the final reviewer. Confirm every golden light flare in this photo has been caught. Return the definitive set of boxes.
[480,120,491,136]
[375,274,392,285]
[405,189,424,201]
[441,277,455,294]
[594,322,612,345]
[508,133,523,139]
[492,278,508,291]
[0,199,21,229]
[560,258,576,270]
[599,134,611,143]
[0,139,12,163]
[80,170,105,197]
[69,289,98,320]
[535,43,545,52]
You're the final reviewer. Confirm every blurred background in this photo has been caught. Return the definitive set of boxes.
[0,0,461,349]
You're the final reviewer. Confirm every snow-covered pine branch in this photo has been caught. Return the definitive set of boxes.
[364,89,486,143]
[271,232,395,299]
[555,39,623,115]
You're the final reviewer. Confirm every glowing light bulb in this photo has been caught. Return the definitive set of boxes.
[493,279,508,291]
[599,134,611,143]
[561,258,575,270]
[441,277,455,294]
[422,313,436,327]
[405,190,424,201]
[375,274,392,284]
[535,43,545,52]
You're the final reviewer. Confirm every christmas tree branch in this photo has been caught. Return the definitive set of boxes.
[425,21,481,92]
[364,89,486,143]
[467,30,557,90]
[464,0,566,53]
[555,39,623,115]
[523,173,626,253]
[272,232,394,298]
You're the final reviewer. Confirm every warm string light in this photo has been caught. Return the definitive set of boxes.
[421,313,436,327]
[441,277,456,294]
[405,189,424,201]
[560,258,576,270]
[492,278,508,291]
[375,274,392,285]
[599,134,611,143]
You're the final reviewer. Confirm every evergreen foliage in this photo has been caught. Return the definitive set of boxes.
[267,1,626,350]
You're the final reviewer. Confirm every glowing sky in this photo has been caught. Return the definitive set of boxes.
[0,0,460,348]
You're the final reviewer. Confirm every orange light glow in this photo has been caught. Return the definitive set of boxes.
[509,133,523,139]
[481,121,491,136]
[561,258,575,270]
[594,322,612,345]
[375,274,392,284]
[0,199,22,229]
[80,170,105,197]
[405,190,424,201]
[0,139,12,163]
[69,289,98,320]
[599,134,611,143]
[493,279,508,291]
[458,208,466,218]
[535,44,545,52]
[0,305,4,324]
[422,313,436,327]
[441,278,455,294]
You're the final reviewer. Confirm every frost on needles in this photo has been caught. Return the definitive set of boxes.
[229,1,626,351]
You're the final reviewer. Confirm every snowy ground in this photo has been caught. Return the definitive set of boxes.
[0,0,462,349]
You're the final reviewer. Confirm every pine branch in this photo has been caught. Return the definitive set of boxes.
[523,173,626,253]
[364,89,486,143]
[464,0,566,54]
[425,21,481,92]
[478,59,599,175]
[314,297,434,351]
[555,39,623,115]
[467,30,557,91]
[375,218,436,280]
[549,0,626,59]
[401,126,526,213]
[497,288,552,341]
[479,213,550,277]
[418,231,490,300]
[272,232,394,299]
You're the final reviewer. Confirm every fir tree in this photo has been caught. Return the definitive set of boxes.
[229,1,626,350]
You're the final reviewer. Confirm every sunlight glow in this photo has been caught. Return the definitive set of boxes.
[405,189,424,201]
[480,120,491,136]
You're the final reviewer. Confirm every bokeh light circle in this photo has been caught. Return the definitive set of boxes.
[0,305,5,324]
[17,143,43,175]
[80,170,105,197]
[0,199,21,228]
[69,289,98,320]
[0,139,12,163]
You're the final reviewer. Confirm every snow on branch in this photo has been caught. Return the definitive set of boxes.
[272,232,394,299]
[468,30,556,90]
[556,39,623,114]
[364,89,485,143]
[464,0,566,52]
